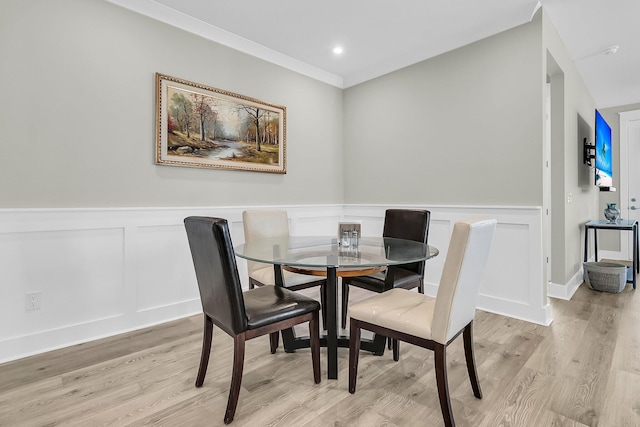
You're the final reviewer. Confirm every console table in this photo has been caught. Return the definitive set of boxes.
[584,219,638,289]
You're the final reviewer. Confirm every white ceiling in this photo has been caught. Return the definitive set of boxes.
[111,0,640,108]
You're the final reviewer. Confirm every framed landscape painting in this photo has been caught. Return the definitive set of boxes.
[155,73,286,173]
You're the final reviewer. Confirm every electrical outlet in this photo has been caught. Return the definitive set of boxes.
[25,292,42,311]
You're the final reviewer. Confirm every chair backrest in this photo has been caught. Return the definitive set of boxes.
[383,209,430,276]
[184,216,247,336]
[242,210,290,275]
[431,218,497,344]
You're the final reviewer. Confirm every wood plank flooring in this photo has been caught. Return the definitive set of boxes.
[1,283,640,426]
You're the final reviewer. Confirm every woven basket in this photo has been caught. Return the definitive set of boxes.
[583,262,627,293]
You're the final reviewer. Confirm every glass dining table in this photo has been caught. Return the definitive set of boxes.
[235,235,439,379]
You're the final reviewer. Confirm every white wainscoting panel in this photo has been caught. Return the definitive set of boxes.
[344,205,551,326]
[0,204,549,363]
[136,224,199,312]
[0,228,125,338]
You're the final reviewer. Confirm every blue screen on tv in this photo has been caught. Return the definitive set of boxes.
[595,110,612,187]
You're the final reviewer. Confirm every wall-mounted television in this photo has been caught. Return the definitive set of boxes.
[595,109,613,189]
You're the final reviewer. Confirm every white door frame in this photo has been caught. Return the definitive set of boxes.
[618,109,640,257]
[544,83,551,284]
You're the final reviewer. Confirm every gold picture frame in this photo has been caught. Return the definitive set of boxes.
[155,73,286,173]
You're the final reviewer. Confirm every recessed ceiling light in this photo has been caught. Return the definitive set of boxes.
[333,46,344,55]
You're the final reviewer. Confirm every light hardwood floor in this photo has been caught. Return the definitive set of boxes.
[1,283,640,426]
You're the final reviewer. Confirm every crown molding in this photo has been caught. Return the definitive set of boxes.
[104,0,344,88]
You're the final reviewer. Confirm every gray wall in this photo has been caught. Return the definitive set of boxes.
[0,1,603,291]
[0,0,344,208]
[343,16,543,205]
[342,10,599,288]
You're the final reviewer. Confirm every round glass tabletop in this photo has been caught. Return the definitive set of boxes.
[235,236,438,269]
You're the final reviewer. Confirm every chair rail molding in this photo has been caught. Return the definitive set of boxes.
[0,203,549,363]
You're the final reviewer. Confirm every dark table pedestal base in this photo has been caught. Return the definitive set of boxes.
[280,329,388,357]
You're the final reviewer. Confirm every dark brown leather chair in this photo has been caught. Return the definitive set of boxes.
[341,209,430,359]
[184,216,321,424]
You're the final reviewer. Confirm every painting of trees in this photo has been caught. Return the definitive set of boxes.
[190,93,217,142]
[262,111,279,145]
[237,106,265,151]
[169,93,192,138]
[236,106,281,152]
[156,73,286,173]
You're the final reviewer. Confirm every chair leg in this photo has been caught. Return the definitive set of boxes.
[225,334,246,425]
[348,318,362,394]
[434,343,455,427]
[463,322,482,399]
[387,336,392,350]
[418,278,424,294]
[269,332,279,354]
[309,311,321,384]
[392,339,400,362]
[341,282,350,329]
[195,315,213,387]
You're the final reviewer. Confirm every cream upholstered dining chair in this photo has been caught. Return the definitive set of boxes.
[242,210,327,327]
[347,218,497,427]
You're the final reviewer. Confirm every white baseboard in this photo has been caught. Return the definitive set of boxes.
[547,268,584,300]
[3,300,201,364]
